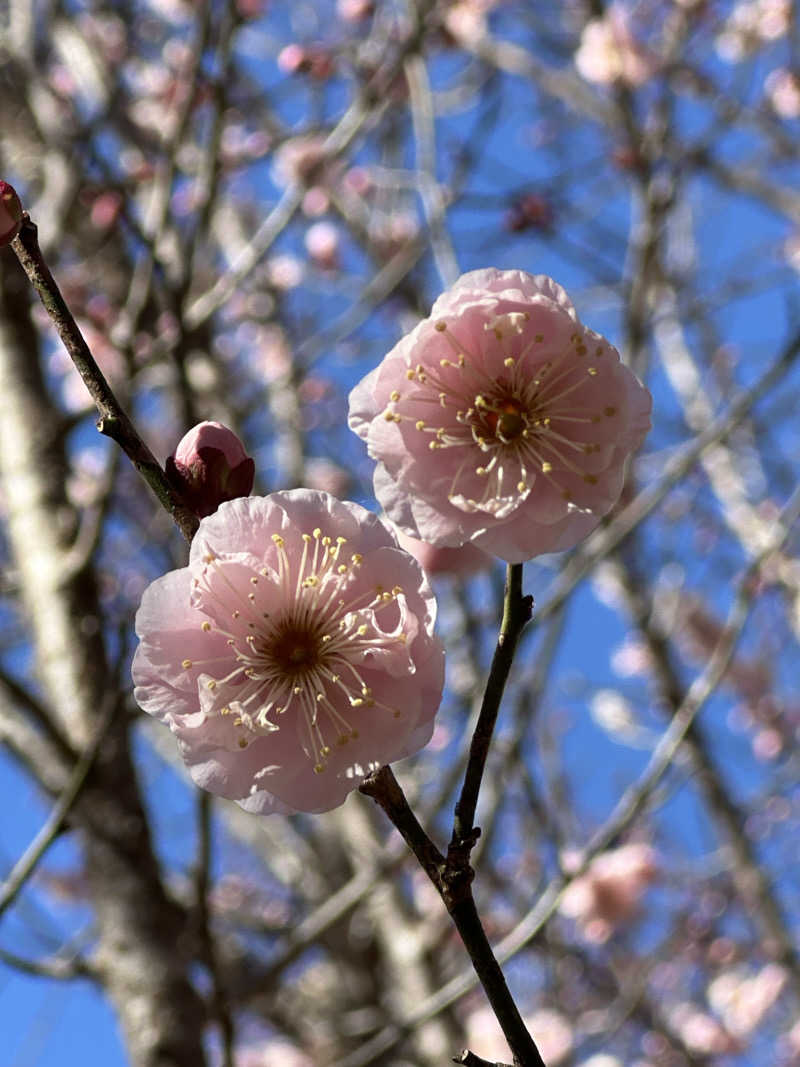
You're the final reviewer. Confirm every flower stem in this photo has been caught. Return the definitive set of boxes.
[360,766,546,1067]
[451,563,532,855]
[10,218,198,542]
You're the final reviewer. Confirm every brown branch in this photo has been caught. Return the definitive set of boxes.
[10,219,198,542]
[194,794,235,1067]
[454,1052,513,1067]
[451,564,533,856]
[360,766,545,1067]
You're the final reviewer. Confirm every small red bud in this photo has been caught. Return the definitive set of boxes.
[505,193,554,234]
[166,421,255,518]
[0,181,24,246]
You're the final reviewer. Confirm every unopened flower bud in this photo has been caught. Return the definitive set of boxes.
[166,421,255,517]
[0,181,24,246]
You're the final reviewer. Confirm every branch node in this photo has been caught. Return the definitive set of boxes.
[97,415,121,438]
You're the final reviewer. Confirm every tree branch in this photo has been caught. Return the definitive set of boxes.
[10,219,198,542]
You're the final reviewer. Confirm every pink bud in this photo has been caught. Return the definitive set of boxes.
[277,43,307,74]
[166,421,255,517]
[0,181,24,246]
[305,221,340,268]
[505,193,554,233]
[337,0,374,21]
[277,43,334,79]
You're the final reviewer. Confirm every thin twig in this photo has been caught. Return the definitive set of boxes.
[194,793,235,1067]
[0,943,91,981]
[360,766,545,1067]
[451,564,532,855]
[0,698,116,920]
[345,480,800,1065]
[10,219,199,542]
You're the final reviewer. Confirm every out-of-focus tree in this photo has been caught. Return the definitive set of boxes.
[1,1,799,1065]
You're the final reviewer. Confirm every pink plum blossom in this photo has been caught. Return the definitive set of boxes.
[277,44,334,80]
[266,254,304,291]
[715,0,791,61]
[132,491,444,814]
[301,185,331,216]
[707,963,789,1038]
[575,6,655,87]
[443,0,499,46]
[667,1005,738,1055]
[559,843,658,943]
[278,43,307,74]
[89,191,123,229]
[337,0,374,20]
[764,67,800,119]
[165,420,255,518]
[305,221,340,269]
[348,269,651,563]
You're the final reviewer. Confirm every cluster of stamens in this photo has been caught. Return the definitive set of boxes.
[180,528,408,774]
[381,311,618,511]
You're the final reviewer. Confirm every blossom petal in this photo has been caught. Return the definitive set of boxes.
[133,492,445,814]
[348,269,652,562]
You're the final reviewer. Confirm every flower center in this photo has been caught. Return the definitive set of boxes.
[182,529,410,774]
[381,314,618,515]
[477,395,527,444]
[263,623,322,676]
